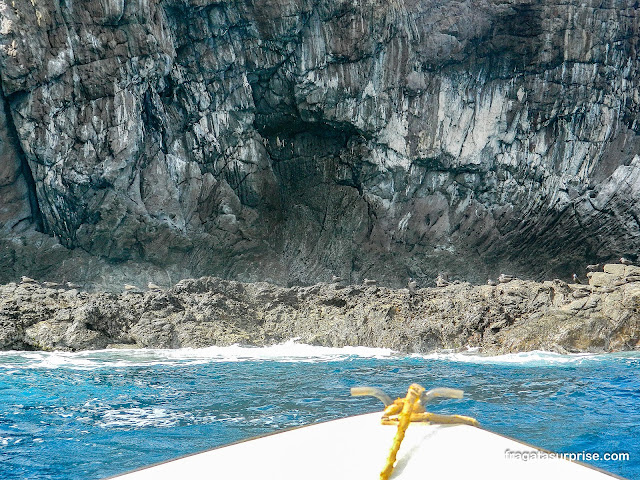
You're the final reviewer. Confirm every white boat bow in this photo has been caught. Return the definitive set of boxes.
[108,384,622,480]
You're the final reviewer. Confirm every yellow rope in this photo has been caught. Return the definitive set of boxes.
[351,383,479,479]
[381,411,479,427]
[379,383,425,480]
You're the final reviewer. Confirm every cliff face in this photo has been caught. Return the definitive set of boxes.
[0,0,639,288]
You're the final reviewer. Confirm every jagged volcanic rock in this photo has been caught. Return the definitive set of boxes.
[1,267,638,353]
[0,0,639,288]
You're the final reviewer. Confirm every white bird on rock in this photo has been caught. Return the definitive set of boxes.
[620,257,633,265]
[363,278,377,286]
[407,278,417,295]
[498,274,514,283]
[435,274,449,287]
[148,282,162,291]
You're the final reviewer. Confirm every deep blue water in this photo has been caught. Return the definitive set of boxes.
[0,343,638,479]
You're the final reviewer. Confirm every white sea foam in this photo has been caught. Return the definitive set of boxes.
[0,339,397,369]
[0,340,636,370]
[158,339,397,362]
[97,407,193,429]
[411,350,605,366]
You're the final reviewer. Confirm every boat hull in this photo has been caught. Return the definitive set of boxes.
[109,412,620,479]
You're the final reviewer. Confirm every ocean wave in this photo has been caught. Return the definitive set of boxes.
[413,349,640,366]
[0,339,397,369]
[0,341,637,370]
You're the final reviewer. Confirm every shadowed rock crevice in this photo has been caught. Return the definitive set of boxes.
[0,85,43,233]
[19,150,43,232]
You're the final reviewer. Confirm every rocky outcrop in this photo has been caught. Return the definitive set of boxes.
[1,0,640,288]
[1,264,638,353]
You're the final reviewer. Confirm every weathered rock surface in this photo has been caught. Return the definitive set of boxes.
[1,264,638,353]
[0,0,640,288]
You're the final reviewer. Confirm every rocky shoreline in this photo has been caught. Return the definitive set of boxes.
[1,264,639,354]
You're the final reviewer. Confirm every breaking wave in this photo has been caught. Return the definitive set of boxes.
[413,349,640,366]
[0,339,396,369]
[1,340,637,370]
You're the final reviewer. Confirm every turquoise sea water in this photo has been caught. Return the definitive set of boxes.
[0,342,638,479]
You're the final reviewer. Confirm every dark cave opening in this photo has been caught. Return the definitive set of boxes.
[1,86,44,233]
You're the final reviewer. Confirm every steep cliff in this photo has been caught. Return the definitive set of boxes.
[1,0,639,288]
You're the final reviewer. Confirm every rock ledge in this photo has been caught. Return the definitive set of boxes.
[1,265,638,354]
